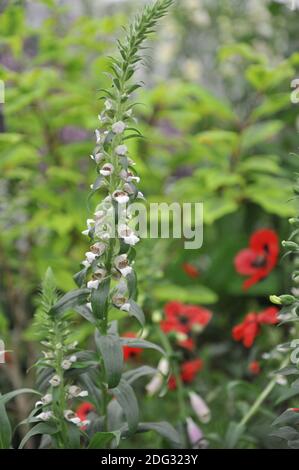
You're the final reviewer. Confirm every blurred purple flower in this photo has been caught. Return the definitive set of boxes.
[186,417,203,448]
[60,126,89,144]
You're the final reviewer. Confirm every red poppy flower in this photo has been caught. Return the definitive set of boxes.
[248,361,261,375]
[161,301,212,335]
[232,307,279,348]
[76,402,94,422]
[183,263,200,278]
[232,313,260,348]
[122,332,142,361]
[168,359,203,390]
[234,229,279,289]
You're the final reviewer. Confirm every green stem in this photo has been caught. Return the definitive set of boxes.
[238,356,289,429]
[157,328,187,421]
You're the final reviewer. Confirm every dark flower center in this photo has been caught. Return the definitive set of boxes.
[179,315,189,325]
[251,254,267,268]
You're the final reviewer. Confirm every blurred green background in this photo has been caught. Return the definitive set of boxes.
[1,0,299,448]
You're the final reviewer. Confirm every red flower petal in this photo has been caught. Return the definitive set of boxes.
[249,361,261,375]
[181,359,203,383]
[182,263,200,278]
[257,307,279,325]
[76,402,94,422]
[234,229,279,290]
[234,248,258,275]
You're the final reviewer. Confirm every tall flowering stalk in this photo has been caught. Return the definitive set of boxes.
[76,0,176,443]
[0,0,180,450]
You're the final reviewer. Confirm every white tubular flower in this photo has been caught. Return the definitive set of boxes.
[128,175,140,184]
[67,385,88,398]
[123,183,135,195]
[37,411,53,422]
[112,121,126,134]
[115,144,128,156]
[120,170,140,183]
[100,163,114,176]
[35,393,53,408]
[95,129,101,143]
[120,303,131,312]
[64,410,81,426]
[104,99,113,110]
[87,279,100,290]
[112,294,128,308]
[70,355,77,363]
[189,392,211,423]
[114,254,132,277]
[49,375,61,387]
[118,226,140,246]
[85,251,98,263]
[90,242,106,255]
[61,359,72,370]
[186,417,203,448]
[94,268,107,280]
[146,358,169,396]
[112,190,129,204]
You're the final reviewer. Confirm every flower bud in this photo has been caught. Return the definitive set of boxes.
[115,144,128,156]
[269,295,282,305]
[282,240,298,251]
[189,392,211,423]
[112,121,126,134]
[186,417,203,448]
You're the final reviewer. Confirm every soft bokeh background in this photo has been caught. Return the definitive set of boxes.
[1,0,299,448]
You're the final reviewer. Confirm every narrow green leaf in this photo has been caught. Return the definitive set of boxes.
[126,270,137,299]
[126,299,145,327]
[50,289,90,316]
[111,379,139,433]
[88,431,121,449]
[123,366,157,384]
[19,423,58,449]
[91,278,110,320]
[0,389,41,407]
[136,422,182,448]
[120,337,164,355]
[97,334,123,388]
[74,304,96,324]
